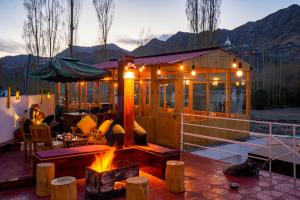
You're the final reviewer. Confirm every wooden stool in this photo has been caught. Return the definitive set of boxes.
[50,176,77,200]
[126,176,149,200]
[165,160,185,193]
[36,162,55,196]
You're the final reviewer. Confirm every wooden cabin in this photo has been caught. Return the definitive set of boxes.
[58,47,251,148]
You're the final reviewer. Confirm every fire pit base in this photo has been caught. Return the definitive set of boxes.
[86,189,125,200]
[85,160,139,200]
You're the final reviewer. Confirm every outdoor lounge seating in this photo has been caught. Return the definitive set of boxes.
[33,143,180,179]
[30,124,54,152]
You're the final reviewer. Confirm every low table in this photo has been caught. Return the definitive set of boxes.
[57,134,88,148]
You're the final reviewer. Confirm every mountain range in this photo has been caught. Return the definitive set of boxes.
[1,4,300,68]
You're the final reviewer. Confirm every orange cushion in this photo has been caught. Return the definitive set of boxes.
[97,119,113,137]
[77,115,97,134]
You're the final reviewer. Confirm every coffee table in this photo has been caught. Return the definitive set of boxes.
[57,134,88,148]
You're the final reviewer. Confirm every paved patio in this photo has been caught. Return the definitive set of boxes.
[0,152,300,199]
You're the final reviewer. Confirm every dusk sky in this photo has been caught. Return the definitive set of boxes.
[0,0,299,58]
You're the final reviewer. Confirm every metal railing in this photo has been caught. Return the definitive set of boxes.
[180,113,300,180]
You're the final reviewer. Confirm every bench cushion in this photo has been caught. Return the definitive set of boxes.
[35,145,113,159]
[134,143,179,156]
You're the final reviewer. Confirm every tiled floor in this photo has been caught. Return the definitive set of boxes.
[0,152,300,199]
[0,150,32,181]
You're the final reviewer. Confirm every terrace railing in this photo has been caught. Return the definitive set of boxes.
[180,113,300,180]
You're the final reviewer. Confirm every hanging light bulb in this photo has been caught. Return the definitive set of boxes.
[180,64,184,70]
[80,81,85,86]
[232,58,237,68]
[47,91,51,99]
[139,67,143,72]
[141,65,145,70]
[15,88,20,100]
[114,83,118,87]
[191,64,196,76]
[236,62,243,77]
[157,66,161,75]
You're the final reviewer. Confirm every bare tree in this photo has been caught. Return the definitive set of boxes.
[44,0,64,58]
[186,0,208,48]
[23,0,44,63]
[138,27,153,46]
[207,0,221,45]
[63,0,81,57]
[93,0,114,59]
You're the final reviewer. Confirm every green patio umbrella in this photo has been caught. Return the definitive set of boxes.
[29,57,111,82]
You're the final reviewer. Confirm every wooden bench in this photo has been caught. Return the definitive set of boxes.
[33,143,180,180]
[133,143,180,179]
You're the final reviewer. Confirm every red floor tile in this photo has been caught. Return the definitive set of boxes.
[0,151,300,199]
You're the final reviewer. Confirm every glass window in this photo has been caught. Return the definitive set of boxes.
[70,82,77,104]
[114,85,118,107]
[134,82,139,105]
[209,83,226,113]
[166,83,175,108]
[145,81,150,105]
[193,83,206,111]
[184,83,189,107]
[209,73,226,81]
[100,82,110,103]
[159,82,175,108]
[159,84,164,107]
[88,82,94,103]
[231,82,246,114]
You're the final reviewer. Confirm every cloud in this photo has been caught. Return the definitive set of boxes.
[116,37,139,45]
[0,38,25,55]
[156,33,173,41]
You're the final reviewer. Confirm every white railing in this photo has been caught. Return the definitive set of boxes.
[180,113,300,180]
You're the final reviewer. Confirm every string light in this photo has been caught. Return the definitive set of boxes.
[15,88,20,100]
[180,64,184,70]
[141,65,145,70]
[80,81,85,86]
[191,64,196,76]
[232,58,237,68]
[236,62,243,77]
[157,66,161,75]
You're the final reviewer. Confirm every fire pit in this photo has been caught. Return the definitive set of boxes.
[85,149,139,199]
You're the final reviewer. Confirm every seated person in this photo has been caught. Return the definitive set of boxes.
[30,104,44,123]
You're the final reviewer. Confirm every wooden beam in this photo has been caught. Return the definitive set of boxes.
[246,71,251,117]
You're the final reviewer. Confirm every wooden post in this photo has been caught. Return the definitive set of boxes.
[118,56,135,146]
[98,80,101,105]
[246,71,251,117]
[50,176,77,200]
[226,71,231,116]
[165,160,185,193]
[36,163,55,196]
[56,83,60,106]
[126,176,149,200]
[85,82,88,110]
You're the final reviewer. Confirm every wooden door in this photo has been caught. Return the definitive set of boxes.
[156,80,178,147]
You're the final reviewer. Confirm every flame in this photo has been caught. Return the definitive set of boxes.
[90,148,116,173]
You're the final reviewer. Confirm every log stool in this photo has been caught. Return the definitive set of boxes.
[126,176,149,200]
[36,162,55,196]
[50,176,77,200]
[165,160,185,193]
